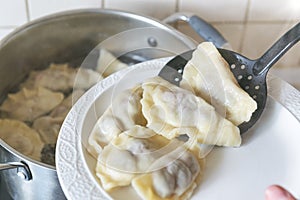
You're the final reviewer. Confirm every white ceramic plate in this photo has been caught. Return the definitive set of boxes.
[56,58,300,200]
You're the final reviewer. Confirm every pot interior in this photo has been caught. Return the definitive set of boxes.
[0,9,196,167]
[0,9,196,100]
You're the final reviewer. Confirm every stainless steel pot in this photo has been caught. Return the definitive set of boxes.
[0,9,226,199]
[0,143,63,199]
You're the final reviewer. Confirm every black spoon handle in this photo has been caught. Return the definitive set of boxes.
[253,22,300,76]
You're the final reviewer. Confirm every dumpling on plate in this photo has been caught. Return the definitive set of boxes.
[0,119,44,161]
[0,87,64,122]
[95,125,185,191]
[88,85,147,157]
[96,48,128,78]
[131,140,204,200]
[141,76,241,147]
[181,42,257,126]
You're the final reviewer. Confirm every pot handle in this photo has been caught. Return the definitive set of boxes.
[0,161,32,181]
[163,12,231,49]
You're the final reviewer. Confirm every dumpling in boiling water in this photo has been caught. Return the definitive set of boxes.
[181,42,257,126]
[0,119,44,161]
[21,63,103,92]
[132,142,204,200]
[141,76,241,147]
[0,87,64,122]
[20,63,76,93]
[33,90,85,145]
[50,90,85,119]
[96,48,128,77]
[88,85,147,157]
[32,116,63,144]
[95,125,183,191]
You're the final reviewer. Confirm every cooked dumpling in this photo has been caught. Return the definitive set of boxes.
[141,76,241,147]
[0,87,64,122]
[20,63,76,93]
[88,85,147,157]
[32,116,63,144]
[21,63,101,92]
[0,119,44,161]
[132,143,204,200]
[181,42,257,126]
[95,125,183,191]
[72,68,103,90]
[96,48,128,77]
[34,90,85,145]
[50,90,85,119]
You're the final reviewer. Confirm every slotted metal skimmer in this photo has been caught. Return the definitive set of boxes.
[159,22,300,134]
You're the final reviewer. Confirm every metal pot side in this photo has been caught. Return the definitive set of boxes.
[0,141,65,199]
[0,9,197,199]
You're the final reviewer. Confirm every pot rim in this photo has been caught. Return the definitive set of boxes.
[0,8,196,49]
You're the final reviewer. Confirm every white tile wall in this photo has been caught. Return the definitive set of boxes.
[104,0,177,20]
[241,22,300,68]
[213,23,245,51]
[177,22,244,51]
[27,0,102,20]
[248,0,300,21]
[178,0,249,22]
[0,0,28,26]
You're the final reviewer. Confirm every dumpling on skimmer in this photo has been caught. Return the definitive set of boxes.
[181,42,257,126]
[141,76,241,147]
[88,85,147,157]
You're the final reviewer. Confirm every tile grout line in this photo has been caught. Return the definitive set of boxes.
[174,0,180,29]
[238,0,252,53]
[175,0,179,12]
[25,0,31,22]
[244,0,251,23]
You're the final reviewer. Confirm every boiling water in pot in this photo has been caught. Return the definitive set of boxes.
[0,48,131,166]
